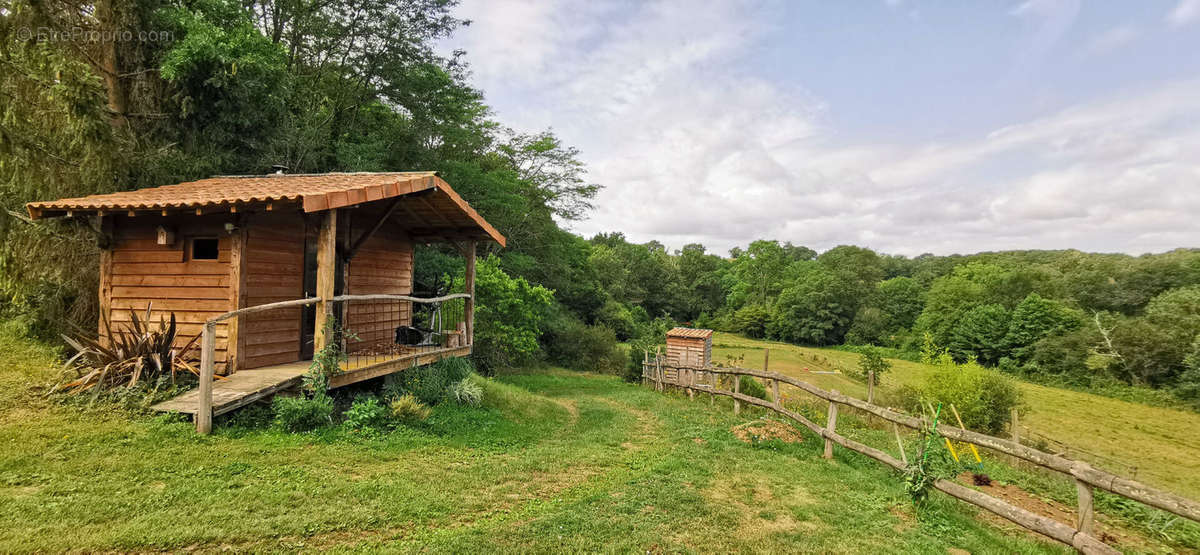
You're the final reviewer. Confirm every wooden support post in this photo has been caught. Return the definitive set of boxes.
[1075,470,1096,536]
[313,209,337,352]
[824,390,839,459]
[227,224,247,374]
[710,371,716,405]
[463,240,476,345]
[687,368,695,400]
[642,350,649,386]
[96,216,113,346]
[1011,408,1020,444]
[868,371,875,404]
[764,348,770,371]
[772,378,781,409]
[734,372,741,415]
[196,321,216,435]
[894,423,908,465]
[655,348,663,392]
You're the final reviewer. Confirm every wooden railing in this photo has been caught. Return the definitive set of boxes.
[642,357,1200,555]
[196,293,471,434]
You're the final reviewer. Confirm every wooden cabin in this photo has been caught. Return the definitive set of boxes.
[666,327,713,367]
[27,172,504,425]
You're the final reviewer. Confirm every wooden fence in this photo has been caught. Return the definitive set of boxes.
[641,354,1200,555]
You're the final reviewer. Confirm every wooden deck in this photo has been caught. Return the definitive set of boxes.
[151,346,471,416]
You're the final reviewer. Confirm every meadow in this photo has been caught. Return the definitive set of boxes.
[711,332,1200,501]
[0,326,1067,553]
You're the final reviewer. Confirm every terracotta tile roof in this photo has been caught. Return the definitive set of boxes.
[26,172,505,246]
[666,327,714,339]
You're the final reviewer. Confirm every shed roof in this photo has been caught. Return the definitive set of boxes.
[25,172,505,246]
[666,327,714,339]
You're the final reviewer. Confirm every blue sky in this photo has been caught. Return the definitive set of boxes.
[441,0,1200,256]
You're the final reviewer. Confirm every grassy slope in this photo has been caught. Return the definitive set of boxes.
[712,332,1200,500]
[0,328,1063,553]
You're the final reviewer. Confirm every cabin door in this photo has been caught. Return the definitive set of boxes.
[300,223,319,360]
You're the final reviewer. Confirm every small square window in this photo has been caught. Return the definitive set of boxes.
[192,237,219,260]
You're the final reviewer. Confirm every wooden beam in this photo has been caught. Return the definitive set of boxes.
[344,197,403,261]
[464,240,476,346]
[97,215,113,346]
[313,209,337,352]
[197,321,216,435]
[226,222,248,374]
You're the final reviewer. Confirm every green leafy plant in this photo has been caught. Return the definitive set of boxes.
[739,375,770,401]
[390,393,432,423]
[343,395,391,431]
[388,357,474,405]
[272,394,334,432]
[447,377,483,407]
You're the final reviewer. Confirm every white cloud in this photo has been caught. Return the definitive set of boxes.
[1167,0,1200,28]
[447,1,1200,256]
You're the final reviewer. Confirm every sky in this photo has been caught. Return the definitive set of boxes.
[439,0,1200,257]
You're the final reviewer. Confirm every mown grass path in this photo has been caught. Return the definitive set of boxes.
[711,332,1200,501]
[0,329,1064,552]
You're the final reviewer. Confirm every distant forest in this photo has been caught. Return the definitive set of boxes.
[2,0,1198,405]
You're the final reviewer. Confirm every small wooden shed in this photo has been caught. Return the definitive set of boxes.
[27,172,505,422]
[666,327,713,368]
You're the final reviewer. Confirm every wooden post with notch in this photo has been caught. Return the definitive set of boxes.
[463,240,476,345]
[823,389,839,459]
[196,321,216,435]
[313,210,337,352]
[733,371,741,415]
[1011,408,1020,444]
[687,368,694,400]
[96,215,113,346]
[1075,463,1096,537]
[868,371,875,404]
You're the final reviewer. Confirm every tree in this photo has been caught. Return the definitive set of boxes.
[1003,293,1079,363]
[949,304,1010,366]
[768,263,857,345]
[857,347,892,403]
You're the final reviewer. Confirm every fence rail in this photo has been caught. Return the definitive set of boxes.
[643,357,1200,555]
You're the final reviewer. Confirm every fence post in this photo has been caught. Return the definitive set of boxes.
[733,372,741,415]
[710,370,716,405]
[1011,408,1020,444]
[687,368,695,400]
[1075,464,1096,537]
[196,321,216,435]
[868,370,875,404]
[823,390,839,459]
[642,350,649,386]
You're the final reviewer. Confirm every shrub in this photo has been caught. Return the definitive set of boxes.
[388,357,474,405]
[543,316,625,374]
[918,360,1022,434]
[739,375,770,402]
[272,394,334,432]
[55,308,200,396]
[732,304,771,339]
[447,377,483,407]
[624,338,657,382]
[390,393,432,423]
[460,255,554,372]
[854,346,892,383]
[343,395,391,431]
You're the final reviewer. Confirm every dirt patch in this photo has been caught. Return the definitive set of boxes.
[731,419,804,444]
[956,473,1161,552]
[888,504,915,532]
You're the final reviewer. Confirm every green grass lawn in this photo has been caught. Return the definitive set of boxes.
[712,332,1200,501]
[0,327,1070,553]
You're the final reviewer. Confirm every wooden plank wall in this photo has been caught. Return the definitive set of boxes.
[666,336,709,368]
[240,213,306,369]
[107,215,235,372]
[345,220,413,353]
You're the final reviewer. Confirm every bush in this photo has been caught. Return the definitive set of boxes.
[543,316,625,374]
[917,361,1022,434]
[624,338,657,382]
[462,255,554,372]
[739,375,770,402]
[390,393,432,423]
[272,394,334,432]
[343,395,390,431]
[387,357,474,405]
[732,304,771,339]
[447,377,483,407]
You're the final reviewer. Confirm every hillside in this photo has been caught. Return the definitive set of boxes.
[711,332,1200,499]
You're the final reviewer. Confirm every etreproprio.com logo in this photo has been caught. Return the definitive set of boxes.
[14,26,172,43]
